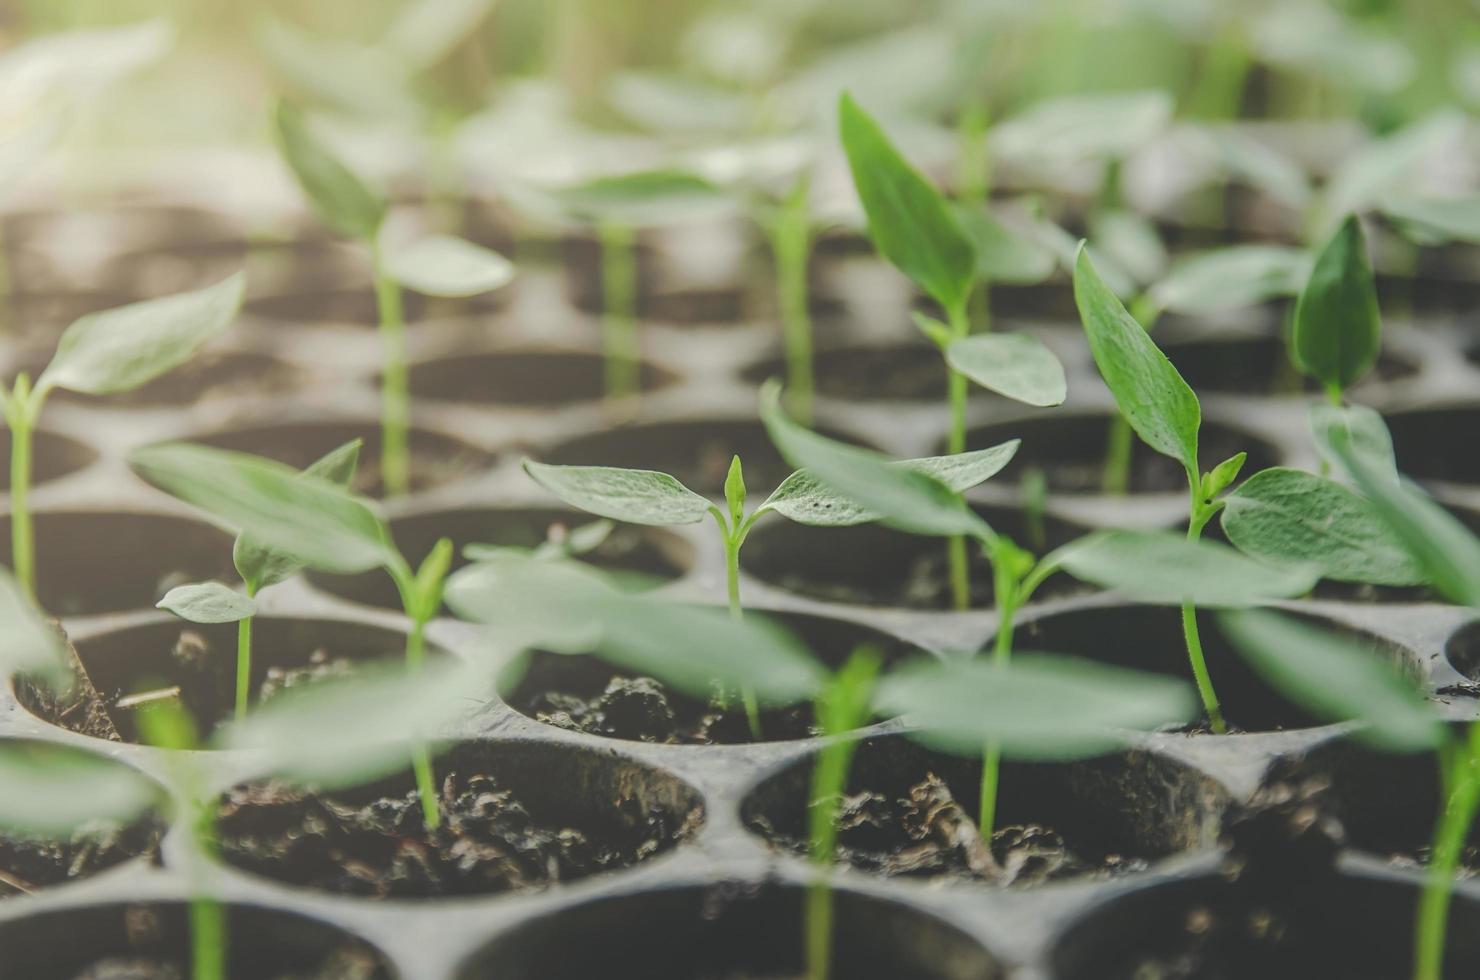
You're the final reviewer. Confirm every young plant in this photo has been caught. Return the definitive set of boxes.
[522,443,1017,732]
[128,442,455,830]
[155,439,361,723]
[273,100,513,497]
[1289,214,1382,407]
[838,93,1066,610]
[2,274,245,603]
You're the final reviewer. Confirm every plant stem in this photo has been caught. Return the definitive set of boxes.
[722,530,762,739]
[191,896,226,980]
[1182,478,1227,734]
[599,220,639,399]
[773,196,815,425]
[233,613,253,724]
[406,618,441,830]
[979,554,1018,840]
[945,300,972,610]
[1415,723,1480,980]
[372,242,411,498]
[1101,415,1133,495]
[6,375,37,603]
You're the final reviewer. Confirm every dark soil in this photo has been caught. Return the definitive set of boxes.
[0,822,159,899]
[753,774,1143,887]
[216,766,699,899]
[742,345,947,402]
[64,946,382,980]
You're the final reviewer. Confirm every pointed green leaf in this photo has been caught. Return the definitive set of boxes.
[1148,246,1311,316]
[952,204,1058,285]
[838,93,976,313]
[412,537,454,621]
[1222,468,1425,586]
[0,743,159,837]
[157,582,257,624]
[946,332,1067,407]
[876,654,1196,761]
[1219,610,1442,752]
[1059,529,1319,607]
[1073,245,1200,474]
[130,443,392,576]
[763,442,1020,527]
[724,456,746,528]
[38,274,244,397]
[234,439,362,592]
[1291,215,1381,393]
[1202,452,1247,500]
[0,568,69,690]
[274,100,385,240]
[760,382,989,538]
[384,235,515,297]
[523,459,711,526]
[1309,403,1396,478]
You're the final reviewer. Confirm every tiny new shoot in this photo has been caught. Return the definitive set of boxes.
[129,443,454,830]
[838,93,1066,610]
[522,441,1018,735]
[2,274,245,603]
[274,100,513,497]
[156,439,361,723]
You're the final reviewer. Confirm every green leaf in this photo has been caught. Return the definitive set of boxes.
[412,537,454,621]
[220,658,478,789]
[1291,215,1381,394]
[549,169,729,227]
[1222,468,1425,586]
[157,582,257,624]
[233,439,362,592]
[38,274,244,397]
[0,742,158,837]
[522,459,712,527]
[1380,193,1480,245]
[875,654,1196,761]
[130,443,392,576]
[945,332,1067,407]
[1218,610,1442,752]
[1309,403,1396,478]
[257,15,417,120]
[763,442,1020,527]
[1202,452,1247,500]
[0,568,69,690]
[837,93,976,313]
[1089,210,1167,287]
[952,204,1058,285]
[384,235,515,297]
[724,456,746,528]
[910,312,954,349]
[1206,128,1312,212]
[760,382,989,538]
[1324,112,1465,221]
[274,100,385,240]
[993,90,1173,165]
[384,0,497,70]
[1148,246,1311,316]
[1073,245,1200,474]
[1059,529,1319,607]
[1332,441,1480,607]
[0,19,172,106]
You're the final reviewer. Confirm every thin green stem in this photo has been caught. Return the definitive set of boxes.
[372,242,411,499]
[1182,477,1227,734]
[945,300,972,610]
[979,554,1018,840]
[10,399,33,603]
[406,617,441,830]
[774,203,815,425]
[599,220,639,399]
[190,897,226,980]
[1101,415,1133,495]
[234,613,253,724]
[1415,723,1480,980]
[719,520,762,739]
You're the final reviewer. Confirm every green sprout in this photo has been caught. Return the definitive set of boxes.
[155,439,361,723]
[837,93,1067,611]
[273,100,513,497]
[2,274,245,604]
[129,443,455,830]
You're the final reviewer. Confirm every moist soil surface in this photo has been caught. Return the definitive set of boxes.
[0,822,159,899]
[64,947,382,980]
[752,774,1145,887]
[216,767,699,899]
[742,346,947,402]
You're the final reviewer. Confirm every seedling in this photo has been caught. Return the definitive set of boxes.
[522,442,1017,733]
[155,439,361,723]
[2,274,245,603]
[838,93,1066,610]
[1290,215,1382,407]
[273,100,513,497]
[128,442,456,830]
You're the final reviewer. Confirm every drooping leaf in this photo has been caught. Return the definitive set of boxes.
[130,443,392,576]
[157,582,258,624]
[1309,403,1396,478]
[1291,215,1381,394]
[384,235,515,297]
[0,568,69,689]
[1221,468,1424,586]
[945,332,1067,407]
[837,93,976,313]
[952,204,1058,285]
[1219,610,1442,752]
[1148,246,1311,316]
[0,742,159,837]
[763,442,1020,527]
[523,460,712,526]
[234,439,362,592]
[875,654,1196,761]
[760,382,988,539]
[1073,245,1200,474]
[1058,529,1319,607]
[548,169,730,227]
[993,90,1173,166]
[274,100,386,240]
[1379,194,1480,245]
[38,274,244,397]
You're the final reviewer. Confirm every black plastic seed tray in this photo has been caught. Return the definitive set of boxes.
[2,196,1480,979]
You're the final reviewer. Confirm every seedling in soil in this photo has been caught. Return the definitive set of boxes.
[522,442,1017,732]
[1,274,245,604]
[273,100,513,497]
[129,442,456,830]
[156,439,361,723]
[838,93,1066,611]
